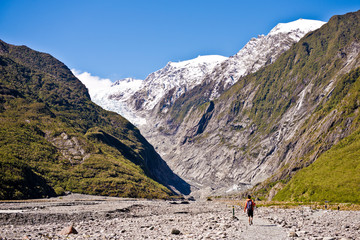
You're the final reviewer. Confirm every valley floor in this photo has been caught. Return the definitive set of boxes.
[0,194,358,239]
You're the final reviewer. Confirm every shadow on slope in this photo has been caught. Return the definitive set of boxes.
[86,128,191,195]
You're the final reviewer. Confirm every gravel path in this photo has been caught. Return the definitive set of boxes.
[0,194,358,239]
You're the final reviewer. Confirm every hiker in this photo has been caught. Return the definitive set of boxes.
[244,195,255,225]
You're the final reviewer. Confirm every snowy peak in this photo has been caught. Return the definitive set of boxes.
[111,77,142,87]
[269,19,326,40]
[168,55,228,68]
[131,54,228,111]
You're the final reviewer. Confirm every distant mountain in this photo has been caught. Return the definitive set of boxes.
[0,40,189,200]
[76,55,227,125]
[135,19,327,195]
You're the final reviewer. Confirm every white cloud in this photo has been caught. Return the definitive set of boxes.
[71,69,112,95]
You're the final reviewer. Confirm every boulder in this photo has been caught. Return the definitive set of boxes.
[171,229,181,235]
[57,225,78,235]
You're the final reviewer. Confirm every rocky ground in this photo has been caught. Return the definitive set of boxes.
[0,194,359,239]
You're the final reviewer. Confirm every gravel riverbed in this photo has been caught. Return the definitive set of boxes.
[0,194,359,239]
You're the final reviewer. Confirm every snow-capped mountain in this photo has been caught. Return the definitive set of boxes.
[78,19,325,127]
[207,19,326,99]
[75,55,227,125]
[128,55,228,112]
[128,18,325,114]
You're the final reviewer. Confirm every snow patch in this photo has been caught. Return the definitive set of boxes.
[269,19,326,40]
[226,184,240,193]
[169,55,228,68]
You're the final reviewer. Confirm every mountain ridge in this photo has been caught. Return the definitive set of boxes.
[0,39,190,199]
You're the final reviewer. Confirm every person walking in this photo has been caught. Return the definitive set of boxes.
[244,195,255,225]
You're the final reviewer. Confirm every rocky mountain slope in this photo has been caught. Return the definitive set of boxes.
[130,55,228,112]
[0,40,189,200]
[141,10,360,201]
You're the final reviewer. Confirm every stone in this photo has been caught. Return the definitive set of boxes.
[171,228,181,235]
[57,225,78,235]
[297,231,307,236]
[289,231,298,237]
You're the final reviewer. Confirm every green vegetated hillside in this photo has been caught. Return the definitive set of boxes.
[274,129,360,203]
[0,40,188,200]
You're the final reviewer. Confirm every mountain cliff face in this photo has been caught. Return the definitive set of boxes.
[140,11,360,200]
[0,40,189,200]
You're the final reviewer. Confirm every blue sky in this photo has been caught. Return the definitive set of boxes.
[0,0,359,80]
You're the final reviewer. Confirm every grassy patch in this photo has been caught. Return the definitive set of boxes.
[274,129,360,203]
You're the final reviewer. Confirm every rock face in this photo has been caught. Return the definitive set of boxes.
[138,19,329,195]
[46,132,90,164]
